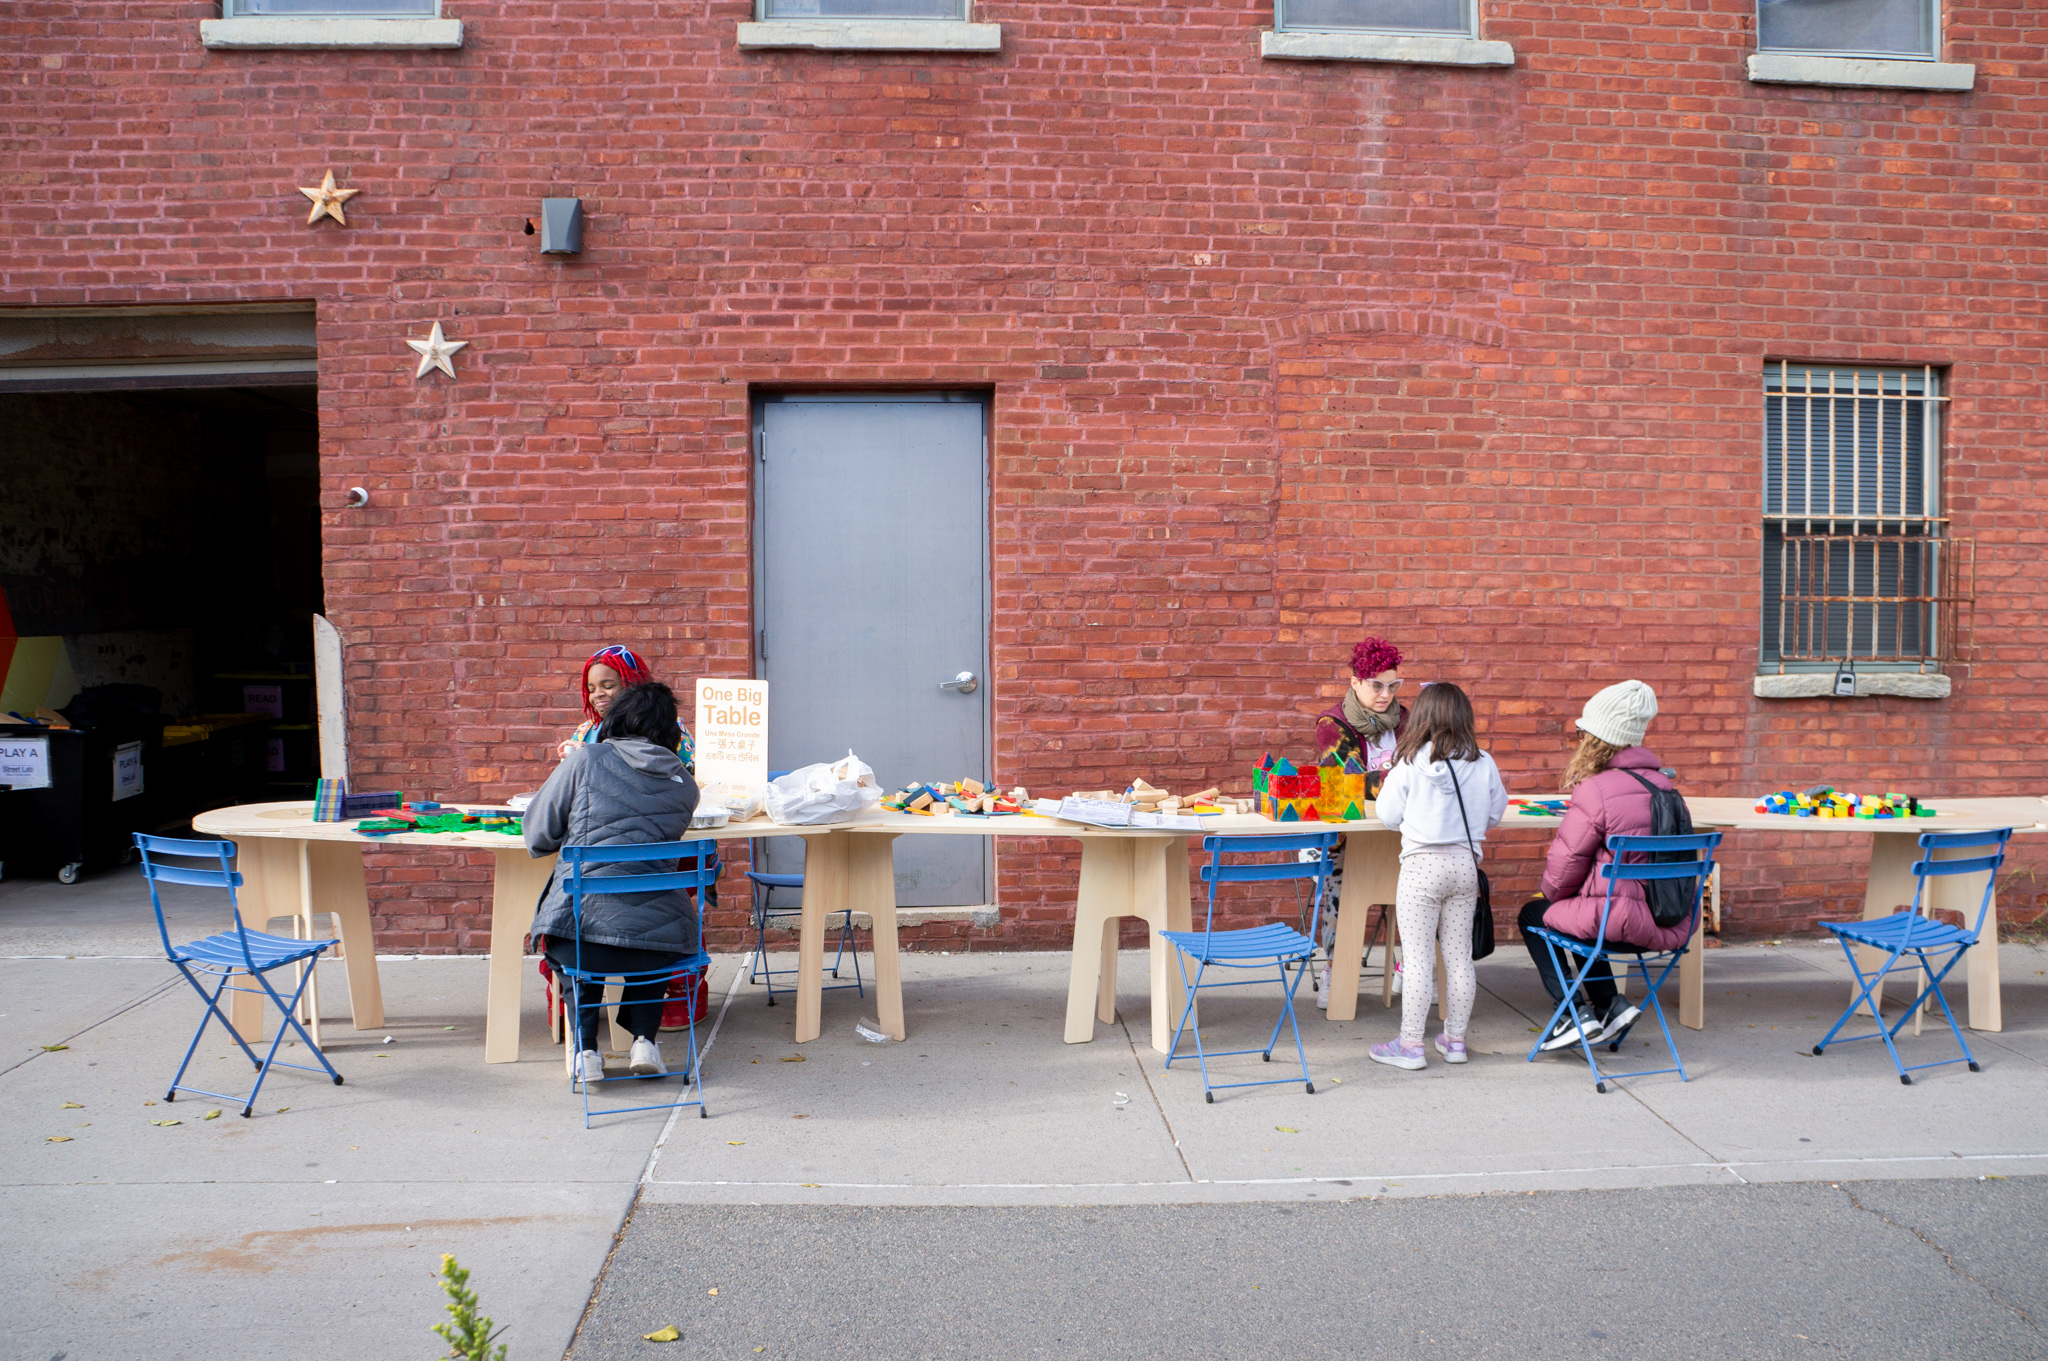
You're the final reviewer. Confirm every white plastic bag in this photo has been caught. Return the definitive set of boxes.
[764,751,883,826]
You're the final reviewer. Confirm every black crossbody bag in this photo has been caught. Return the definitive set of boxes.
[1448,765,1496,961]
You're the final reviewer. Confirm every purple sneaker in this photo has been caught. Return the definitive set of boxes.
[1369,1039,1426,1071]
[1434,1033,1469,1064]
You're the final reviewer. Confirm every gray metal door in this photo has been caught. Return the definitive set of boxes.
[755,393,989,906]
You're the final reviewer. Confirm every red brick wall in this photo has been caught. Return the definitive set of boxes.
[6,1,2045,950]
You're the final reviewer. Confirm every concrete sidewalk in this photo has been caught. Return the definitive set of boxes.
[3,866,2043,1359]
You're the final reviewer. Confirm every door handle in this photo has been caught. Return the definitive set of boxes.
[939,671,979,694]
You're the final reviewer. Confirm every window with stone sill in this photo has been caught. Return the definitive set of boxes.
[222,0,436,12]
[1761,363,1969,680]
[759,0,965,17]
[1756,0,1935,60]
[1277,0,1474,37]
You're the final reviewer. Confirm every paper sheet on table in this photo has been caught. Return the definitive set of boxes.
[1032,798,1207,832]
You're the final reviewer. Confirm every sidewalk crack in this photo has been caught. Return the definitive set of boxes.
[1837,1184,2041,1335]
[1119,1014,1195,1183]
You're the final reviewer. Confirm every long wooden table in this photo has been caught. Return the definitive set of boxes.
[193,792,2043,1066]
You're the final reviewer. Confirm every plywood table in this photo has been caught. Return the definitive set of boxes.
[192,802,837,1063]
[843,813,1193,1053]
[1687,796,2047,1032]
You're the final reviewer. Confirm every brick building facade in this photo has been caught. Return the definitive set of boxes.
[5,1,2044,950]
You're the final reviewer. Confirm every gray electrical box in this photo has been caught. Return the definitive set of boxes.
[540,198,583,255]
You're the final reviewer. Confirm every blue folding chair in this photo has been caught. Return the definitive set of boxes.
[745,772,863,1006]
[1812,827,2011,1085]
[558,839,717,1126]
[1525,831,1722,1093]
[136,833,343,1118]
[1161,831,1341,1102]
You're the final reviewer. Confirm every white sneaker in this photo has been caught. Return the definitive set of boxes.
[1313,964,1331,1009]
[628,1037,665,1076]
[574,1049,604,1086]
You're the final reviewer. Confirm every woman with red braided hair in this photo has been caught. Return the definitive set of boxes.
[557,644,696,774]
[1309,636,1409,1009]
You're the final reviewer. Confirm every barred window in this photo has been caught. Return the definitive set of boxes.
[1756,0,1935,60]
[1277,0,1474,37]
[1762,364,1962,670]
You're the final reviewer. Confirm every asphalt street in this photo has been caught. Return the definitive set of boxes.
[568,1178,2048,1360]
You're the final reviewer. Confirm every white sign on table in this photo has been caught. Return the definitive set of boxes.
[0,736,51,791]
[112,741,145,801]
[694,678,770,792]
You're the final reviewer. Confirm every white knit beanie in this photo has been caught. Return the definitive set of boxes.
[1577,680,1657,748]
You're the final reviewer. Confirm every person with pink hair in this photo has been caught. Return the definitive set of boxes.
[1309,636,1409,1009]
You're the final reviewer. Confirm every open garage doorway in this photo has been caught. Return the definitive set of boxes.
[0,305,323,881]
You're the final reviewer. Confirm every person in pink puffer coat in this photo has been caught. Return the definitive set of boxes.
[1521,680,1683,1053]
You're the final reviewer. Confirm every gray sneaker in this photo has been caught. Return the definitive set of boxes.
[1593,996,1641,1045]
[1539,1002,1598,1052]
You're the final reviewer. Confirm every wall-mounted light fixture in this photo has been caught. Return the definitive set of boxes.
[539,198,584,256]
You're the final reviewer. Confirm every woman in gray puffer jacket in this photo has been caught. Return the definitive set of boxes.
[526,682,700,1080]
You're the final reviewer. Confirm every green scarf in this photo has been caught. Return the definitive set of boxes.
[1343,689,1402,740]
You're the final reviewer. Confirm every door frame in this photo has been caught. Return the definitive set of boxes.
[749,388,996,904]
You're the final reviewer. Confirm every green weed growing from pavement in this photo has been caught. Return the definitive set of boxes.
[433,1254,508,1361]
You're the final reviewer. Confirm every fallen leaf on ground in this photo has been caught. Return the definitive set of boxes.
[46,1135,72,1143]
[792,1114,809,1120]
[707,1287,719,1296]
[61,1102,83,1109]
[642,1325,681,1342]
[1274,1126,1299,1134]
[727,1141,745,1146]
[151,1119,181,1127]
[204,1110,221,1120]
[275,1107,289,1113]
[780,1055,806,1063]
[41,1044,68,1052]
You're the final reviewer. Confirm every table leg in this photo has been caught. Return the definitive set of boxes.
[483,851,555,1064]
[1140,837,1192,1055]
[794,831,847,1044]
[227,838,306,1042]
[1924,847,2002,1033]
[1859,835,1921,1017]
[849,834,906,1040]
[1679,917,1704,1030]
[1065,839,1134,1044]
[1327,830,1400,1021]
[308,841,383,1031]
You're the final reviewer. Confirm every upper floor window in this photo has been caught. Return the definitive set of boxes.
[1762,364,1962,670]
[222,0,435,12]
[1756,0,1935,59]
[759,0,964,16]
[1277,0,1474,38]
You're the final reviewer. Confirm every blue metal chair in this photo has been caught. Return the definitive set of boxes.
[1161,831,1342,1102]
[1524,831,1722,1094]
[135,833,343,1118]
[745,771,863,1005]
[1812,827,2011,1085]
[558,839,717,1126]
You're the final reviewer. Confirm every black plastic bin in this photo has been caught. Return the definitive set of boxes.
[0,722,164,884]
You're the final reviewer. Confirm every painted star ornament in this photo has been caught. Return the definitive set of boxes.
[298,170,360,226]
[405,321,467,382]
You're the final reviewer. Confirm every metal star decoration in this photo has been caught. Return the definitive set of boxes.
[298,170,360,226]
[405,321,467,382]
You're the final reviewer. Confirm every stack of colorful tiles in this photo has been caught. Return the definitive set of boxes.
[1253,754,1321,821]
[1315,754,1370,822]
[1756,787,1933,819]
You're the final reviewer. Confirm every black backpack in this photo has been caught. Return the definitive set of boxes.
[1621,770,1698,929]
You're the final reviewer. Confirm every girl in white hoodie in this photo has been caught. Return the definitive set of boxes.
[1368,682,1508,1070]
